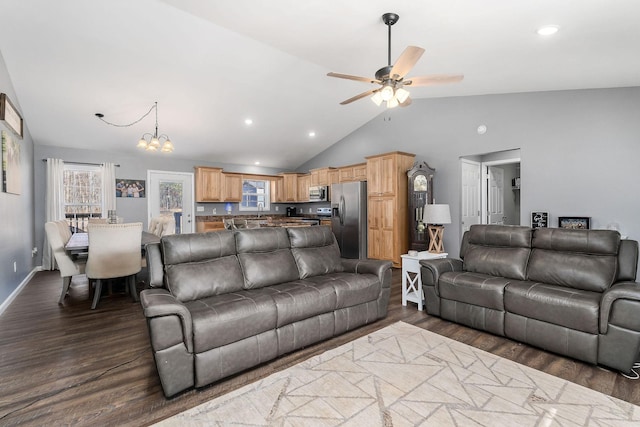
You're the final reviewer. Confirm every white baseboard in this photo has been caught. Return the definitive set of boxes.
[0,266,42,317]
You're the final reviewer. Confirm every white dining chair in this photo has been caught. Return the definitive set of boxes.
[85,222,143,310]
[45,220,86,304]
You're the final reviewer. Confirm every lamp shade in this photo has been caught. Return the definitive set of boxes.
[423,204,451,225]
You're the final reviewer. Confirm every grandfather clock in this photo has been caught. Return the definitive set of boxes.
[407,161,435,251]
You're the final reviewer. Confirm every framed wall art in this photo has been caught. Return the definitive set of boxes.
[116,179,145,198]
[558,216,590,230]
[0,93,23,139]
[2,130,21,194]
[531,211,548,229]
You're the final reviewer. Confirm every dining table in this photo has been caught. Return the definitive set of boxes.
[65,230,161,256]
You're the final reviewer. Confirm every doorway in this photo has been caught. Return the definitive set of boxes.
[460,149,521,234]
[147,170,195,234]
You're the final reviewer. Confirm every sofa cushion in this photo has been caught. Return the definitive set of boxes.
[186,290,278,353]
[504,281,601,334]
[287,227,344,278]
[268,280,338,327]
[162,230,236,265]
[462,225,532,280]
[302,272,381,308]
[235,228,300,289]
[528,228,619,292]
[439,271,512,311]
[165,255,244,302]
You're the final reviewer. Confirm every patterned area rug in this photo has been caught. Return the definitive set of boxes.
[154,322,640,426]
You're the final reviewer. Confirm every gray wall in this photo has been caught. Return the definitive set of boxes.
[0,51,35,305]
[299,87,640,271]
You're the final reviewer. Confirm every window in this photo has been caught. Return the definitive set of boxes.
[239,179,270,211]
[63,164,102,230]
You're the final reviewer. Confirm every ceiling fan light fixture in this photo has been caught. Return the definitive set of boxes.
[380,85,395,101]
[371,91,383,106]
[395,87,410,103]
[387,97,399,109]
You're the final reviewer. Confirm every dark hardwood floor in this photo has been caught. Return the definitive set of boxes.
[1,269,638,426]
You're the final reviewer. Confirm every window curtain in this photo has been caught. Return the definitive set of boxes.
[42,158,65,270]
[101,162,117,217]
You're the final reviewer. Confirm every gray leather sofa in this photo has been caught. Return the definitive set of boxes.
[420,224,640,374]
[140,226,392,397]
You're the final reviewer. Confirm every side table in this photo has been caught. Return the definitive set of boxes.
[401,251,448,311]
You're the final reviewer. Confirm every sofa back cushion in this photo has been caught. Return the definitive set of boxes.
[462,225,532,280]
[528,228,620,292]
[287,226,344,279]
[235,227,300,289]
[161,231,244,302]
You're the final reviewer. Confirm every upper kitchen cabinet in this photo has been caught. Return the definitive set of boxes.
[280,173,299,202]
[222,173,242,202]
[338,163,367,182]
[270,176,285,203]
[309,167,336,186]
[195,166,223,202]
[297,174,310,202]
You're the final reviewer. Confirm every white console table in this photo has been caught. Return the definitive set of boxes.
[401,251,448,311]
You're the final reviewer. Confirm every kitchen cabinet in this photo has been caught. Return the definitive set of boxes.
[309,167,336,186]
[281,173,299,202]
[222,173,242,202]
[297,174,310,202]
[270,176,284,203]
[196,221,225,233]
[195,166,223,202]
[338,163,367,182]
[366,152,415,267]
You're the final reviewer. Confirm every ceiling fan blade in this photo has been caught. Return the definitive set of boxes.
[405,74,464,86]
[399,96,412,107]
[390,46,425,80]
[327,72,377,84]
[339,89,377,105]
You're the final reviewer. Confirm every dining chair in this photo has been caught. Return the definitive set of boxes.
[45,220,86,304]
[85,222,143,309]
[88,218,109,224]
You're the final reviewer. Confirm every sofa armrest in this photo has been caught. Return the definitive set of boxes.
[140,288,193,353]
[145,242,165,288]
[600,282,640,333]
[341,258,393,288]
[419,258,463,292]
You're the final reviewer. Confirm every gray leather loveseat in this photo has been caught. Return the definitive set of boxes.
[140,226,392,397]
[420,224,640,375]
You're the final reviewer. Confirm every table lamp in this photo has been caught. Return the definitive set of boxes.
[423,204,451,253]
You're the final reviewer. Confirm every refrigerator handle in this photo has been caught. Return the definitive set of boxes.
[339,195,345,226]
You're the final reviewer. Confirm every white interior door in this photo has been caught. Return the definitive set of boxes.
[147,170,194,234]
[460,159,481,233]
[487,166,505,224]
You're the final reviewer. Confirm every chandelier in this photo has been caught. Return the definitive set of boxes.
[95,101,174,153]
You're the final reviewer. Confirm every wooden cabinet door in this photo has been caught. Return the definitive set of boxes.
[353,163,367,181]
[270,177,284,203]
[368,196,396,261]
[282,173,298,202]
[367,154,395,196]
[297,174,310,202]
[222,173,242,202]
[195,167,222,202]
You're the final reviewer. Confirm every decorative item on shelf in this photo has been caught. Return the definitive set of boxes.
[95,101,174,153]
[531,211,548,229]
[559,216,590,230]
[423,204,451,253]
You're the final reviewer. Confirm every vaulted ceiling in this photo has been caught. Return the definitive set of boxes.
[1,0,639,169]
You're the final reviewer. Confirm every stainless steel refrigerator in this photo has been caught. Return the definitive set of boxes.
[331,181,368,259]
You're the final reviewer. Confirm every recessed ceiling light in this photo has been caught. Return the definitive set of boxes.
[254,161,260,165]
[308,131,316,137]
[537,25,559,36]
[244,118,253,125]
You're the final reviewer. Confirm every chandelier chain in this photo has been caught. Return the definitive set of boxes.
[96,103,156,128]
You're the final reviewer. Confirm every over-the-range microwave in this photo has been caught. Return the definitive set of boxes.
[309,185,329,202]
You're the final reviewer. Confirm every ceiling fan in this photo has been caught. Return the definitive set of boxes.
[327,12,464,108]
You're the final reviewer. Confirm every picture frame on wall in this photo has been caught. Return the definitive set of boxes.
[531,211,548,229]
[0,93,24,139]
[2,130,21,194]
[116,179,145,198]
[558,216,591,230]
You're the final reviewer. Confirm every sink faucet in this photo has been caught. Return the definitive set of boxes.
[257,203,263,218]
